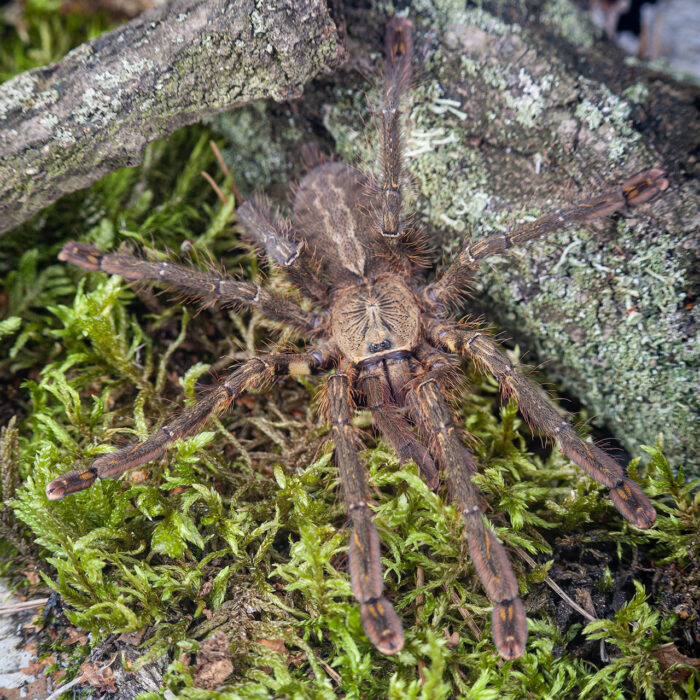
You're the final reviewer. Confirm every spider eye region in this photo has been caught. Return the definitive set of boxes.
[369,340,393,354]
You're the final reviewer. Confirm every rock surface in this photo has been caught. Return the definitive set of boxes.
[0,582,47,700]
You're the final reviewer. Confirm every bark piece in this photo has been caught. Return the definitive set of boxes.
[194,631,233,690]
[0,0,345,234]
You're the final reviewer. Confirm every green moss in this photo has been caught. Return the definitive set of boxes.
[1,142,698,694]
[0,0,115,82]
[1,2,699,698]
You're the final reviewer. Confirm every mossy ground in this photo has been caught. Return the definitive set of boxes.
[1,3,699,699]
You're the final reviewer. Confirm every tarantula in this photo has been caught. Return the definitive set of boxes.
[46,18,667,660]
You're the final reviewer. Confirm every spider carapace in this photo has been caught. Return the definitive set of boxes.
[46,17,667,660]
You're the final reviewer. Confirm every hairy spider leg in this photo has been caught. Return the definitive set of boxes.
[237,195,329,302]
[431,323,656,528]
[357,360,439,489]
[58,241,319,337]
[406,368,527,660]
[427,168,669,306]
[326,373,405,655]
[45,352,326,500]
[378,17,413,238]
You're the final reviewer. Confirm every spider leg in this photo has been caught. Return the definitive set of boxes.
[357,360,438,489]
[58,241,319,337]
[378,17,413,238]
[406,369,527,660]
[237,194,329,302]
[427,168,669,306]
[326,372,404,655]
[430,323,656,528]
[45,352,326,500]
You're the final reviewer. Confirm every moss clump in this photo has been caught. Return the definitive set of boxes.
[0,1,115,82]
[1,2,699,698]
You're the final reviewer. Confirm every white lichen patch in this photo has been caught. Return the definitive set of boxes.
[250,9,265,36]
[442,189,492,231]
[413,0,518,37]
[575,99,603,130]
[574,81,639,160]
[75,87,121,128]
[0,582,38,691]
[597,84,633,126]
[23,112,65,145]
[119,57,153,80]
[540,0,598,49]
[623,82,651,104]
[607,134,628,161]
[464,56,508,91]
[0,72,38,120]
[429,97,469,121]
[38,113,58,131]
[55,126,77,148]
[452,46,556,131]
[505,69,553,128]
[93,69,124,91]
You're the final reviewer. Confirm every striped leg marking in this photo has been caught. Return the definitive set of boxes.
[46,353,324,500]
[327,373,404,655]
[408,376,527,660]
[58,241,319,336]
[432,324,656,529]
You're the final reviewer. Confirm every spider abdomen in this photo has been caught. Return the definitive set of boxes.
[294,162,391,283]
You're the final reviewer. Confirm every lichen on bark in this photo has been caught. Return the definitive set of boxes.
[0,0,346,234]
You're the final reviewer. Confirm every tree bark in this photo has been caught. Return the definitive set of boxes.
[0,0,346,234]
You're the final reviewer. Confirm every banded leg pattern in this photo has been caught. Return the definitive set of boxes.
[428,168,668,305]
[237,195,329,302]
[407,376,527,659]
[326,373,404,654]
[432,324,656,529]
[46,353,324,500]
[59,241,318,336]
[378,17,413,238]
